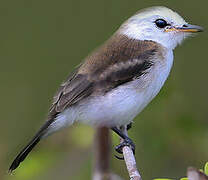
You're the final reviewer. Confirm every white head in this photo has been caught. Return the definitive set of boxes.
[120,6,203,50]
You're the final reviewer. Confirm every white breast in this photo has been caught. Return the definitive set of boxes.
[46,50,173,136]
[77,50,174,127]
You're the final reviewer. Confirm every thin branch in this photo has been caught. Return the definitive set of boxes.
[187,167,208,180]
[93,127,111,180]
[120,126,142,180]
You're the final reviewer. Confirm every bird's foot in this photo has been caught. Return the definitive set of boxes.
[114,137,135,160]
[127,122,132,131]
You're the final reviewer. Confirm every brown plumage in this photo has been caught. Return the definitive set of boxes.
[9,34,164,172]
[9,5,203,173]
[50,34,164,116]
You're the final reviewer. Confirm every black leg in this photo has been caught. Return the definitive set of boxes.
[111,127,135,159]
[127,122,132,131]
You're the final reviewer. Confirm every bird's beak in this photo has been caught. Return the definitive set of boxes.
[165,24,203,33]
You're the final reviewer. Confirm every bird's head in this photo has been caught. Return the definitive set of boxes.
[120,6,203,50]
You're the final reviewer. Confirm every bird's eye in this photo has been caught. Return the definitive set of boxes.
[155,19,168,28]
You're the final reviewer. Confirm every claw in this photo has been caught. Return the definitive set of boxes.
[111,126,136,160]
[115,143,124,154]
[114,154,124,160]
[127,123,132,131]
[114,137,136,160]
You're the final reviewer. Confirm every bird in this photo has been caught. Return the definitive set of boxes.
[9,6,203,172]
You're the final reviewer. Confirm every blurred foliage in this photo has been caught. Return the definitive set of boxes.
[0,0,207,180]
[205,163,208,175]
[153,162,208,180]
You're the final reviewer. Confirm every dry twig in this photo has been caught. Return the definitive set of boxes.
[93,126,142,180]
[187,167,208,180]
[93,127,111,180]
[120,126,142,180]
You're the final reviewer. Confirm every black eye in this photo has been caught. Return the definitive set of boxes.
[155,19,168,28]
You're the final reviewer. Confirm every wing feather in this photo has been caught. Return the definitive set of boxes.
[48,35,163,120]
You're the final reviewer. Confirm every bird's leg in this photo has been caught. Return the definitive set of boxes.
[111,126,135,160]
[127,122,132,131]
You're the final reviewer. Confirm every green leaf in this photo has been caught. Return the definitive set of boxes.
[180,178,188,180]
[153,179,174,180]
[204,162,208,175]
[199,169,204,172]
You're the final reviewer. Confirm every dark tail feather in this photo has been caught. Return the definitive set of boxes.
[9,112,58,173]
[9,134,41,173]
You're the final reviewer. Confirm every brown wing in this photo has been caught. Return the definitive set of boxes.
[9,34,165,173]
[49,34,164,120]
[50,69,93,114]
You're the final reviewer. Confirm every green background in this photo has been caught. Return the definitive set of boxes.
[1,0,207,179]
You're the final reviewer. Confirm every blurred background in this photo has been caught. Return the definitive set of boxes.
[0,0,207,179]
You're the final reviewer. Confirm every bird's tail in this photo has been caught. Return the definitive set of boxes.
[8,119,53,173]
[9,134,41,173]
